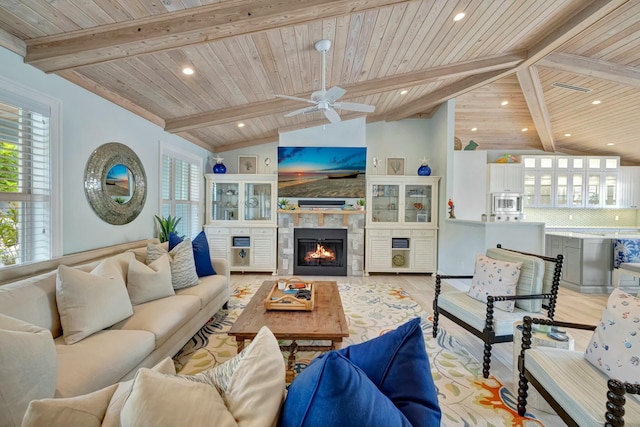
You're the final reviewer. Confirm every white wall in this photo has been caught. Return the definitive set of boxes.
[0,48,211,254]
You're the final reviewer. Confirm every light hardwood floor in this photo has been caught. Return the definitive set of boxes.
[230,273,609,426]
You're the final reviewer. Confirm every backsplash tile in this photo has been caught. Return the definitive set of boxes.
[524,208,639,228]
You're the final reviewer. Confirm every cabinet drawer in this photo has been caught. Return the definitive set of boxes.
[205,227,229,235]
[367,229,391,237]
[391,229,411,237]
[411,229,435,237]
[231,228,250,235]
[251,228,275,236]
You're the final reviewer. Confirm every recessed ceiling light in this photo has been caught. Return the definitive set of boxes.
[564,133,571,137]
[453,12,465,21]
[182,67,194,75]
[400,89,408,95]
[471,127,477,131]
[237,122,245,128]
[592,100,601,105]
[607,142,615,146]
[501,100,509,106]
[522,128,528,132]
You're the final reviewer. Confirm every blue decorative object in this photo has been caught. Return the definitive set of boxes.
[417,157,431,176]
[212,155,226,174]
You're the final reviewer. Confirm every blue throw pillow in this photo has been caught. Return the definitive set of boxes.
[278,352,412,427]
[168,231,216,277]
[278,317,441,427]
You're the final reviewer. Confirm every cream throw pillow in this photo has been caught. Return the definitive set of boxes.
[56,257,133,344]
[147,239,199,290]
[190,326,286,427]
[467,253,523,312]
[120,369,238,427]
[127,254,174,305]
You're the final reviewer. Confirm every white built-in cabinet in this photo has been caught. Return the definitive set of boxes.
[203,174,277,273]
[618,167,640,208]
[365,176,440,275]
[487,163,524,193]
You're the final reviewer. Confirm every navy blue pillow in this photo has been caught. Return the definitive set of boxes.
[278,352,412,427]
[278,318,441,427]
[168,231,216,277]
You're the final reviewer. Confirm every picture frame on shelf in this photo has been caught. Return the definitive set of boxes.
[386,157,405,176]
[417,213,428,222]
[238,155,258,174]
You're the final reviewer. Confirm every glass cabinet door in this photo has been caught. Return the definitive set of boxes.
[404,184,432,223]
[211,182,239,221]
[371,184,399,223]
[243,182,273,221]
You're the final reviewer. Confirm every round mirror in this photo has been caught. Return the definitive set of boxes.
[84,143,147,225]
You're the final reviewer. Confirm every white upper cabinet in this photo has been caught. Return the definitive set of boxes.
[487,163,524,193]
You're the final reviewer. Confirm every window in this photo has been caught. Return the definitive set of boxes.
[160,146,202,239]
[0,78,60,267]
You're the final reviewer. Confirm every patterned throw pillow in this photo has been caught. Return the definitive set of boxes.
[584,288,640,386]
[147,239,199,290]
[467,253,522,312]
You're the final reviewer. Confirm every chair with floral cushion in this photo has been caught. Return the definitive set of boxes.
[517,289,640,426]
[432,244,563,378]
[612,238,640,288]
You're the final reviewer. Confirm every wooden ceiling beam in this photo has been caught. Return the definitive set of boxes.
[522,0,630,68]
[517,66,556,152]
[165,53,524,132]
[211,134,279,153]
[539,52,640,89]
[0,27,26,57]
[384,69,511,121]
[25,0,411,73]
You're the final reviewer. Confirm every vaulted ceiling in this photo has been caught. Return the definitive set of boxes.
[1,0,639,164]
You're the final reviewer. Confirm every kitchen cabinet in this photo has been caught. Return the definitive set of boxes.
[365,176,439,274]
[487,163,524,193]
[204,174,277,273]
[545,233,612,293]
[617,166,640,208]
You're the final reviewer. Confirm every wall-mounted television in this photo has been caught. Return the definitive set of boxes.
[277,146,367,198]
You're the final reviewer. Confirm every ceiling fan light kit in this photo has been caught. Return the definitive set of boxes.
[276,40,375,124]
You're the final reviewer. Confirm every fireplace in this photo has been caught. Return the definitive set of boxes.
[294,228,347,276]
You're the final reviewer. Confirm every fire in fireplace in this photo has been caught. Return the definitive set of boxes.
[294,228,347,276]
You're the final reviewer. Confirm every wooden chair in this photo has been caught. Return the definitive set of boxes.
[433,244,563,378]
[517,316,640,426]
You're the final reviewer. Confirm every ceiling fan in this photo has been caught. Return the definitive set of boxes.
[276,39,375,124]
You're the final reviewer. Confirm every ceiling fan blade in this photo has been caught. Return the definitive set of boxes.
[333,102,376,113]
[275,94,316,104]
[324,107,341,123]
[284,106,319,117]
[325,86,346,103]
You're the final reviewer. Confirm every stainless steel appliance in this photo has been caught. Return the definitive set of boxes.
[491,193,524,221]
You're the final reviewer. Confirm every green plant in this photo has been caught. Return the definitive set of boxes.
[154,215,183,243]
[357,199,366,206]
[113,197,126,204]
[0,202,18,265]
[278,198,289,208]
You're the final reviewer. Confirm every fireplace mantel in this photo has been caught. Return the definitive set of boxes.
[277,209,366,227]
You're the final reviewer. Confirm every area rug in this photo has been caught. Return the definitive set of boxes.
[174,277,546,427]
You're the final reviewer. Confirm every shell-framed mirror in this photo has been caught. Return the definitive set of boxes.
[84,142,147,225]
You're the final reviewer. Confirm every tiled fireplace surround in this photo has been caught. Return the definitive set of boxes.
[277,211,365,276]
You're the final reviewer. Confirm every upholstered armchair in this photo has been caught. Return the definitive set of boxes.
[612,238,640,287]
[433,244,563,378]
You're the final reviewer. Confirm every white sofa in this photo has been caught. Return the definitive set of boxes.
[0,239,230,427]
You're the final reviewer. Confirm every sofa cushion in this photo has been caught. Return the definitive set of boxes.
[193,326,286,427]
[486,247,545,312]
[56,257,133,345]
[147,239,199,290]
[120,368,238,427]
[169,231,217,277]
[109,294,200,348]
[175,274,227,308]
[127,254,175,305]
[0,314,57,427]
[55,329,155,398]
[279,318,440,427]
[467,253,522,312]
[585,288,640,385]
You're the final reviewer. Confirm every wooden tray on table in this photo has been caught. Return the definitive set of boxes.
[264,277,315,311]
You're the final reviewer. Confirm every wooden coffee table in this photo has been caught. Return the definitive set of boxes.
[228,280,349,381]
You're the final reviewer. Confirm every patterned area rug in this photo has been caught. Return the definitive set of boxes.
[174,277,546,427]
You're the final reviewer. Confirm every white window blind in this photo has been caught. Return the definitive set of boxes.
[0,99,51,266]
[160,150,201,239]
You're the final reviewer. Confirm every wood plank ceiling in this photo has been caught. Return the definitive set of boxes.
[0,0,638,165]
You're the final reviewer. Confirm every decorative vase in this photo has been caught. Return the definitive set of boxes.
[213,161,226,174]
[417,163,431,176]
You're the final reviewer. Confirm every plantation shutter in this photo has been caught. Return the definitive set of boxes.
[160,150,201,239]
[0,98,51,266]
